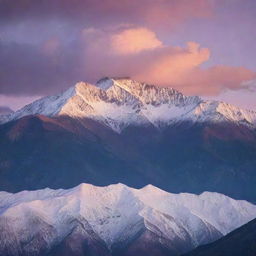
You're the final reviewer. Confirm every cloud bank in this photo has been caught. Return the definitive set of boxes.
[0,0,213,29]
[0,0,255,108]
[1,25,255,98]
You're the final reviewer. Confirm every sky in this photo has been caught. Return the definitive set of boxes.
[0,0,256,111]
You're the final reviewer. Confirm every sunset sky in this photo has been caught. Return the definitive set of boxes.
[0,0,256,110]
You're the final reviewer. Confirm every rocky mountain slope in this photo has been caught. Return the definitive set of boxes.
[1,77,256,132]
[0,183,255,256]
[0,78,256,202]
[183,218,256,256]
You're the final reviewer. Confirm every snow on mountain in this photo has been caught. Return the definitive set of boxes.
[0,87,76,125]
[0,183,255,256]
[1,77,256,132]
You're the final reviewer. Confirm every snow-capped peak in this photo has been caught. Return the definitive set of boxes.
[1,78,256,132]
[0,183,255,255]
[96,77,118,90]
[97,77,200,105]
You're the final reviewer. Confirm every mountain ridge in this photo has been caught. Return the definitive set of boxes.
[1,77,256,133]
[1,183,256,256]
[0,77,256,201]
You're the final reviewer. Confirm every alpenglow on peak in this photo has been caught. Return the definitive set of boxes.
[1,77,256,132]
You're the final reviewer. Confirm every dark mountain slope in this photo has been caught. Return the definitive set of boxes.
[0,113,256,202]
[183,218,256,256]
[0,115,149,192]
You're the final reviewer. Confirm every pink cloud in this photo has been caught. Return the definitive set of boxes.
[141,0,213,29]
[1,20,255,100]
[41,37,60,56]
[181,65,256,95]
[80,26,256,96]
[0,0,214,30]
[110,27,163,55]
[134,42,210,86]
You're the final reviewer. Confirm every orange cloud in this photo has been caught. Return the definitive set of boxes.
[81,26,256,96]
[135,42,210,86]
[181,66,256,95]
[111,27,163,55]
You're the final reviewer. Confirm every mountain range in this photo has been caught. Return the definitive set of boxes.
[1,183,255,256]
[1,77,256,131]
[0,77,256,202]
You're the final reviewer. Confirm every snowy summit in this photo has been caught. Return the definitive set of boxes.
[1,77,256,132]
[0,183,256,255]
